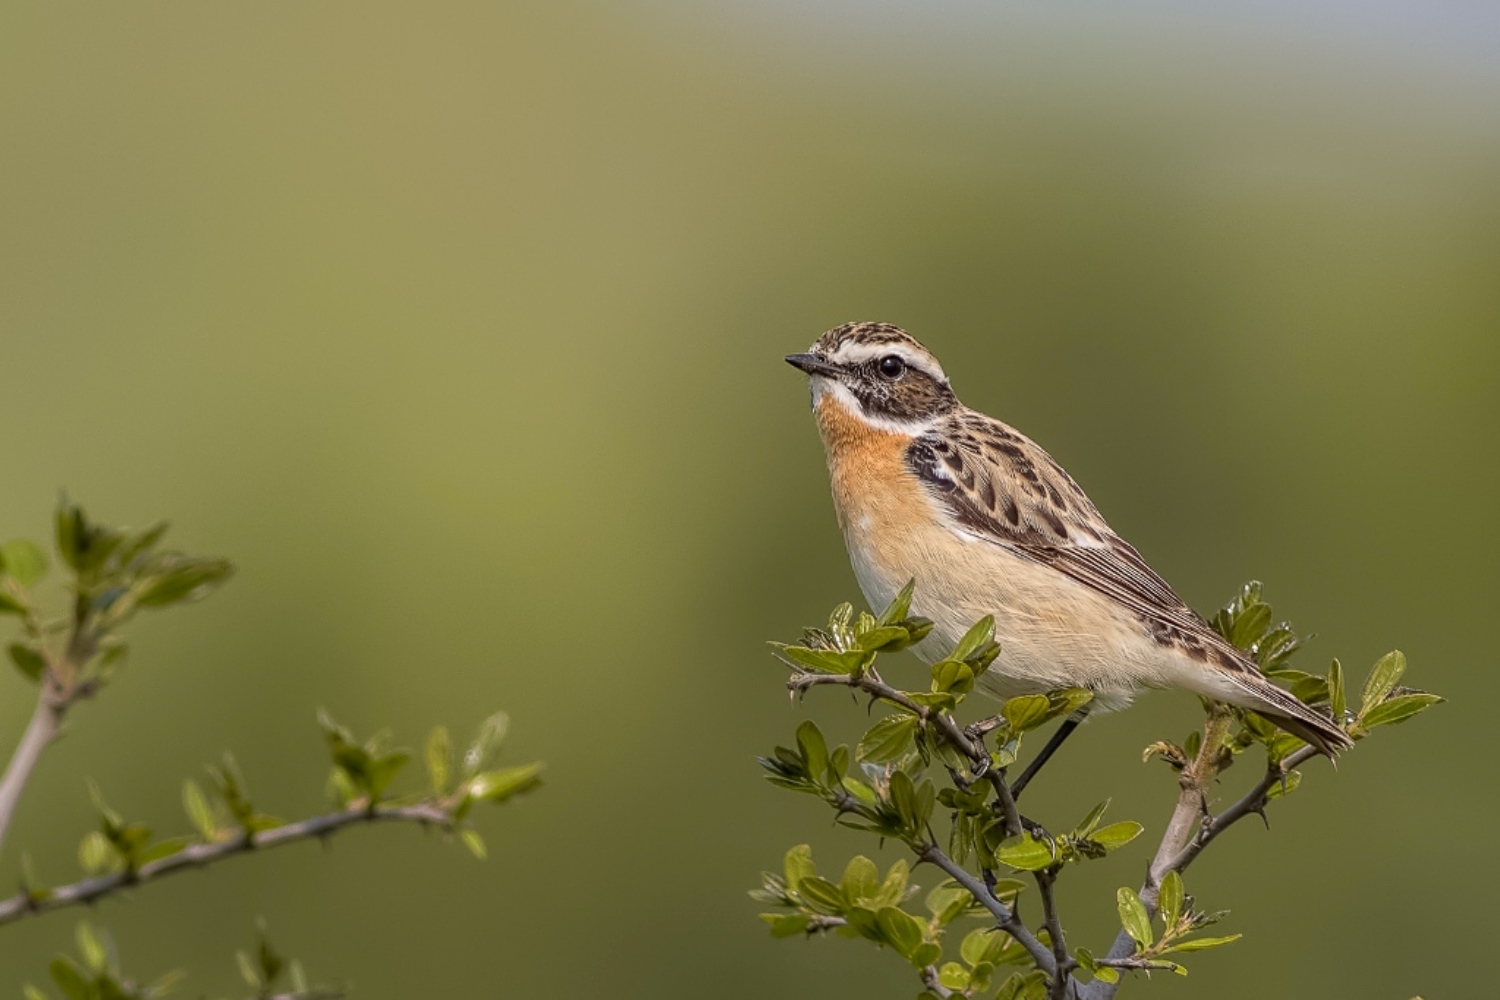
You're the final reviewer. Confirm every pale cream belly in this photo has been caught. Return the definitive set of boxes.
[844,514,1178,712]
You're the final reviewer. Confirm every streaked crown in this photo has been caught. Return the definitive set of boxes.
[787,321,958,426]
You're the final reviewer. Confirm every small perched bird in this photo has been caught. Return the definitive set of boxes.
[786,322,1351,764]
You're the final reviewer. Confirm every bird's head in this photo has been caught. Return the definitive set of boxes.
[786,322,958,432]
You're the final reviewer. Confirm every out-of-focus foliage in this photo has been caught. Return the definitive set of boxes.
[1,504,541,990]
[22,921,339,1000]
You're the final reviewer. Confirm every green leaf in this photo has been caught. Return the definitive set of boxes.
[49,957,91,1000]
[1360,692,1443,729]
[1159,871,1184,930]
[1092,966,1120,984]
[367,750,411,800]
[183,780,217,840]
[468,762,544,803]
[961,927,1009,967]
[462,712,510,778]
[459,828,487,859]
[842,905,880,940]
[236,949,261,988]
[426,725,453,796]
[938,962,970,989]
[0,540,49,587]
[1229,602,1272,651]
[926,884,970,922]
[763,913,810,938]
[1047,687,1095,719]
[135,555,235,607]
[783,844,815,892]
[995,970,1049,1000]
[257,931,285,984]
[114,521,170,569]
[1328,658,1346,718]
[76,922,107,972]
[873,859,910,907]
[8,643,47,683]
[888,770,919,828]
[1072,800,1110,839]
[911,942,942,968]
[1117,886,1153,947]
[857,625,911,652]
[1283,672,1330,705]
[1088,821,1144,852]
[796,876,845,915]
[876,579,917,627]
[796,721,828,779]
[1165,933,1243,953]
[0,589,26,616]
[996,834,1055,871]
[1264,770,1302,800]
[841,855,879,902]
[930,659,975,695]
[950,615,995,662]
[772,644,869,675]
[1002,694,1052,733]
[1360,651,1407,714]
[137,836,194,865]
[876,906,923,959]
[857,714,918,763]
[841,776,877,806]
[78,831,114,874]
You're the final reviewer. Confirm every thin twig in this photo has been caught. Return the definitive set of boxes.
[0,688,66,858]
[1168,745,1319,872]
[1035,869,1075,1000]
[0,802,451,926]
[918,844,1056,975]
[0,607,99,858]
[919,965,956,998]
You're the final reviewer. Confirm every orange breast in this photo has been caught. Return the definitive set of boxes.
[814,394,930,568]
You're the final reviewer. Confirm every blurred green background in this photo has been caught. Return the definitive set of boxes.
[2,1,1496,996]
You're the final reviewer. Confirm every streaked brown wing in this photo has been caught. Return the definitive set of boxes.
[906,419,1252,671]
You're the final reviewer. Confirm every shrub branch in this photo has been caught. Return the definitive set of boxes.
[0,801,450,927]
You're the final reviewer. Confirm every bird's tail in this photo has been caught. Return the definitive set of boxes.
[1219,669,1353,757]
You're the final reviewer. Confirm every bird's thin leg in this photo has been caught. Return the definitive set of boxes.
[1009,708,1090,800]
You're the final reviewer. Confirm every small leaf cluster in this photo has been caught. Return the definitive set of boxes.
[323,710,542,859]
[988,801,1142,874]
[1,500,233,693]
[72,757,283,882]
[22,922,180,1000]
[752,844,1032,995]
[1146,582,1442,784]
[1088,873,1240,981]
[22,921,339,1000]
[232,924,342,1000]
[765,583,1093,858]
[770,580,938,680]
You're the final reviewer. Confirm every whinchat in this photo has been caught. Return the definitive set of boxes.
[786,321,1351,757]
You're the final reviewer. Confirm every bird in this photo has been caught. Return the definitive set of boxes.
[785,321,1352,778]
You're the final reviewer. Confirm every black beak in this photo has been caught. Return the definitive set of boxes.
[785,353,842,378]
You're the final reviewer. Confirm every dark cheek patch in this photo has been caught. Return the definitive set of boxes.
[852,368,958,422]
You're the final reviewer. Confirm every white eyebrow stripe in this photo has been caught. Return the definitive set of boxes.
[826,341,948,382]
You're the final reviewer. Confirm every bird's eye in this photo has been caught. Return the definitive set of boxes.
[877,355,906,379]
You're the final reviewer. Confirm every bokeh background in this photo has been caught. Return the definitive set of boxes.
[2,1,1497,996]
